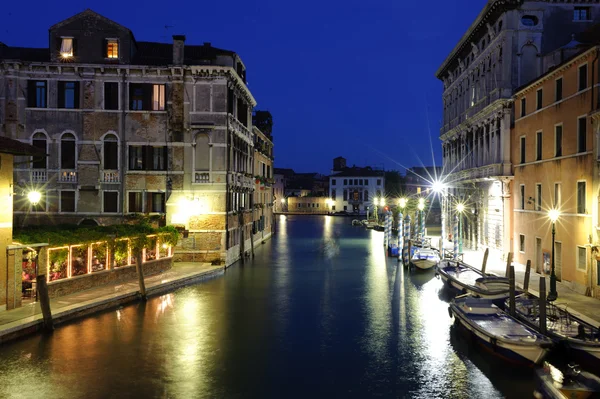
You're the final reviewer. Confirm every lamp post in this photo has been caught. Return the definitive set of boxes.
[456,203,465,253]
[432,181,447,244]
[547,209,560,302]
[280,198,285,213]
[418,198,425,239]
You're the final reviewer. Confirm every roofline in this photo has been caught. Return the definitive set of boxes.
[49,9,132,33]
[252,126,272,144]
[513,45,599,96]
[435,0,520,79]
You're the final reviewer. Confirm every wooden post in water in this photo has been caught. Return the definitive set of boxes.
[509,266,516,316]
[524,260,532,292]
[539,277,547,335]
[135,250,147,301]
[408,241,412,268]
[481,248,489,274]
[36,275,53,331]
[505,252,513,277]
[238,211,245,265]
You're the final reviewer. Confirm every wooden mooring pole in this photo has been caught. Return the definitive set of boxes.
[135,250,147,301]
[539,277,547,335]
[36,275,53,331]
[504,252,513,278]
[523,260,532,292]
[481,248,489,275]
[509,265,516,317]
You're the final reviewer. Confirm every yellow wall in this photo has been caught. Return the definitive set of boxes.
[0,153,14,310]
[512,49,597,291]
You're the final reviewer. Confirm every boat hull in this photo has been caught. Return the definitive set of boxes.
[411,259,438,270]
[450,300,551,366]
[437,260,512,299]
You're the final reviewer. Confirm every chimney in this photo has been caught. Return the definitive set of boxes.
[172,35,186,66]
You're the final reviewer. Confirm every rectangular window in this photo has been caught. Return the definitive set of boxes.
[520,136,526,163]
[58,81,80,109]
[554,183,561,208]
[27,80,47,108]
[519,234,525,252]
[520,185,525,210]
[536,184,542,211]
[332,179,336,186]
[152,147,166,171]
[578,116,587,153]
[343,179,347,185]
[60,37,73,57]
[577,246,587,271]
[579,64,588,91]
[104,82,119,110]
[106,39,119,59]
[331,189,336,200]
[555,78,563,101]
[555,125,562,157]
[377,179,382,185]
[343,190,348,201]
[536,89,543,110]
[129,83,165,111]
[103,191,119,213]
[61,138,76,169]
[129,146,143,170]
[577,181,586,214]
[536,131,542,161]
[147,192,166,213]
[60,191,76,213]
[128,146,167,171]
[574,7,591,21]
[520,98,526,117]
[128,192,143,213]
[364,179,369,185]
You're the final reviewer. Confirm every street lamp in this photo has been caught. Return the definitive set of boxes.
[456,203,465,253]
[547,209,560,301]
[418,198,425,211]
[28,191,41,205]
[374,197,379,223]
[398,197,407,209]
[432,180,447,245]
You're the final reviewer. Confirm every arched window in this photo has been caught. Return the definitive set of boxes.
[364,190,369,201]
[60,133,76,169]
[32,132,47,169]
[195,134,210,171]
[103,134,118,170]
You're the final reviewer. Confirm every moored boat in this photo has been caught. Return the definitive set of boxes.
[509,294,600,368]
[410,247,440,270]
[533,362,600,399]
[449,297,553,366]
[436,259,512,299]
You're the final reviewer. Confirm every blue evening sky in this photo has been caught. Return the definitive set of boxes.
[1,0,485,175]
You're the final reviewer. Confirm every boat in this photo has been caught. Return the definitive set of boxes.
[509,294,600,367]
[351,219,362,226]
[436,259,512,300]
[410,247,440,270]
[533,362,600,399]
[449,296,553,365]
[373,224,385,232]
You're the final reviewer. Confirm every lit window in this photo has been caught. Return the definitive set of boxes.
[60,37,73,58]
[153,84,165,111]
[106,40,119,59]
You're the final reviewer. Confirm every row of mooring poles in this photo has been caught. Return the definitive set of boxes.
[506,257,547,335]
[397,212,403,262]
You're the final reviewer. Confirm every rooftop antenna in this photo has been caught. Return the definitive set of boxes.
[161,25,174,42]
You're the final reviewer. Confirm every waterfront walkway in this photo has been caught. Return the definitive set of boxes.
[0,262,224,344]
[431,237,600,327]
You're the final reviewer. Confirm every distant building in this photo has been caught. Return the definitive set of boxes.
[287,197,329,214]
[252,125,274,246]
[329,167,385,214]
[332,156,347,172]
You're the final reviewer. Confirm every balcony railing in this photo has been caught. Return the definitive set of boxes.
[58,170,78,183]
[228,114,253,144]
[101,170,120,183]
[31,169,48,182]
[195,172,210,183]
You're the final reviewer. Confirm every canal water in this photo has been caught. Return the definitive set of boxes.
[0,216,534,398]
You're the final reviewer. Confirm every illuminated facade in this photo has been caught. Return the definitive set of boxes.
[512,44,600,297]
[437,0,600,255]
[0,9,261,266]
[251,126,274,245]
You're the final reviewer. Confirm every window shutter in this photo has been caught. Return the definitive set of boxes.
[142,146,148,171]
[72,38,77,57]
[163,146,168,171]
[57,81,65,108]
[74,82,80,109]
[144,84,153,110]
[146,192,153,213]
[103,39,108,58]
[27,81,36,107]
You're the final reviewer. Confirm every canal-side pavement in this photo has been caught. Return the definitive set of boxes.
[432,237,600,327]
[0,262,224,344]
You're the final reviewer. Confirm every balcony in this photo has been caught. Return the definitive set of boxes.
[449,164,505,182]
[31,169,48,182]
[228,115,253,144]
[226,172,254,189]
[101,170,120,183]
[195,172,210,183]
[58,170,78,183]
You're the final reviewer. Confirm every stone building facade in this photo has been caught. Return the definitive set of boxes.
[0,9,265,267]
[437,0,600,256]
[329,168,385,215]
[251,126,274,246]
[513,43,600,297]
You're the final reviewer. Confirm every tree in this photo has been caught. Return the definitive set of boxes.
[253,110,273,137]
[384,170,404,197]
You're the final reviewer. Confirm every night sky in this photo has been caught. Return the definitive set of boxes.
[2,0,485,175]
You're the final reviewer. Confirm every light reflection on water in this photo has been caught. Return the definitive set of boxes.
[0,216,533,398]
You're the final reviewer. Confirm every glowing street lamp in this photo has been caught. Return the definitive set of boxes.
[418,198,425,211]
[432,180,446,194]
[373,197,380,223]
[547,209,560,301]
[398,197,407,209]
[28,191,41,205]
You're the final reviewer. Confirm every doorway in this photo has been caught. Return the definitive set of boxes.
[536,237,543,274]
[555,242,562,281]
